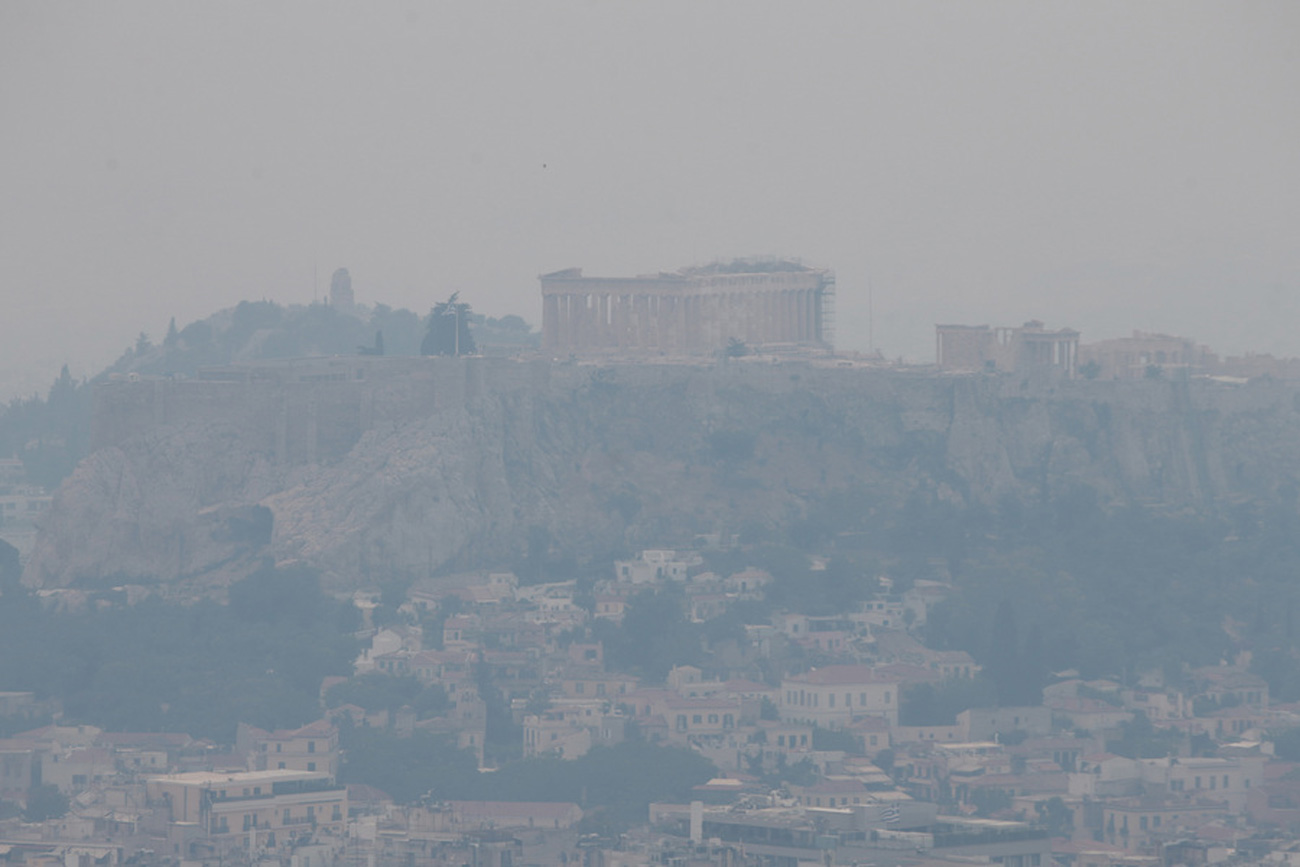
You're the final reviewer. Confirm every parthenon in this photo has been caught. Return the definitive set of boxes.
[540,259,835,355]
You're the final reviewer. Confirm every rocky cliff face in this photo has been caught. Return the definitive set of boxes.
[24,361,1300,592]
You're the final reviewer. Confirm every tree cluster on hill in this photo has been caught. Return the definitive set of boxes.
[0,298,538,488]
[0,564,358,742]
[578,479,1300,706]
[325,674,450,718]
[0,366,92,488]
[420,293,476,357]
[768,480,1300,702]
[338,727,713,829]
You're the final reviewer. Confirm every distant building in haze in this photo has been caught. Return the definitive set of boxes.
[540,258,835,356]
[329,267,355,313]
[1078,330,1216,379]
[936,320,1079,377]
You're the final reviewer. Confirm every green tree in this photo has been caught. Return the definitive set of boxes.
[594,589,701,680]
[23,785,68,822]
[421,293,476,356]
[325,675,448,718]
[1035,796,1073,836]
[985,599,1024,706]
[970,786,1011,817]
[1106,713,1176,759]
[0,539,20,596]
[812,725,862,754]
[900,678,998,726]
[339,728,478,803]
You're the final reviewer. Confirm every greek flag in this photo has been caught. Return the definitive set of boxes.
[878,803,901,825]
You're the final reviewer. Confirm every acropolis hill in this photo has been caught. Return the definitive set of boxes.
[23,353,1300,593]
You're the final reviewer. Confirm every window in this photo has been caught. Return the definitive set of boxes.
[276,744,282,753]
[278,762,286,769]
[693,714,703,724]
[829,694,835,708]
[884,691,891,704]
[332,806,342,821]
[307,762,316,772]
[307,741,315,753]
[860,693,866,705]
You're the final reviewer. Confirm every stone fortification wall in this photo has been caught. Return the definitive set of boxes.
[91,357,551,466]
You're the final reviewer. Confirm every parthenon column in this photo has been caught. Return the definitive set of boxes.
[616,295,631,345]
[596,294,608,347]
[573,294,587,350]
[551,295,566,348]
[543,294,559,351]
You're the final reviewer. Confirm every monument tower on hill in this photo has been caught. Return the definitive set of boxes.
[329,267,355,313]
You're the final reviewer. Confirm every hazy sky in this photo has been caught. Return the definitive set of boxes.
[2,2,1298,399]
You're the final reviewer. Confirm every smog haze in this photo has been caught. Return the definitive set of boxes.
[2,1,1298,397]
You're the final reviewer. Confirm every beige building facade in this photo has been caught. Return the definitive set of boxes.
[780,665,901,728]
[147,769,347,854]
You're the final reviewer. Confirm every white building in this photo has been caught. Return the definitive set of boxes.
[780,665,901,728]
[614,549,693,584]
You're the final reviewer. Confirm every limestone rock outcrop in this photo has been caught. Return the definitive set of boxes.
[24,360,1300,592]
